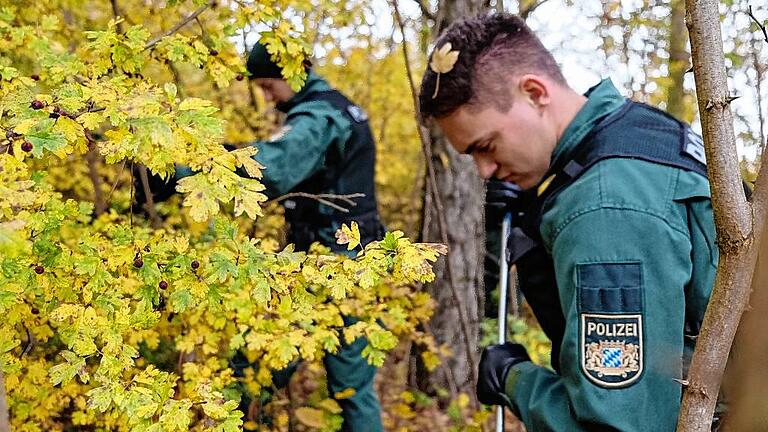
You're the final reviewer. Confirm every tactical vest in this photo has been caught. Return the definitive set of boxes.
[282,90,384,251]
[509,101,709,372]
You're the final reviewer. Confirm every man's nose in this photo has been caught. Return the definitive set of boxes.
[473,155,497,179]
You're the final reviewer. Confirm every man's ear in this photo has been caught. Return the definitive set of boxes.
[518,74,551,109]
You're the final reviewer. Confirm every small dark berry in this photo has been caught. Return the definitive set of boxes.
[30,100,45,110]
[31,307,39,315]
[133,258,144,268]
[30,74,40,81]
[21,141,33,152]
[159,280,168,290]
[191,260,200,270]
[209,49,218,56]
[236,74,244,81]
[34,265,44,274]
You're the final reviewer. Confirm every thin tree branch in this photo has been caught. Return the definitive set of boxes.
[138,165,163,228]
[411,0,436,20]
[392,0,480,408]
[677,1,768,430]
[268,192,365,214]
[748,6,768,43]
[110,0,125,33]
[144,1,214,51]
[86,144,107,216]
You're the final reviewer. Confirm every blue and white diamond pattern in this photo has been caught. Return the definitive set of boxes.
[601,347,622,368]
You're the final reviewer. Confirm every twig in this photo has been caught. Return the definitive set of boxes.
[22,326,36,357]
[138,165,163,228]
[392,0,480,407]
[110,0,124,33]
[144,1,214,51]
[411,0,436,20]
[268,192,365,214]
[107,160,127,203]
[748,6,768,43]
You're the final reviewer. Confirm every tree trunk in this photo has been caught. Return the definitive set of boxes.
[666,0,689,121]
[677,2,768,430]
[0,369,9,432]
[725,218,768,431]
[416,0,488,396]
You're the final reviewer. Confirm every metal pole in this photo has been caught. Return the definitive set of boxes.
[496,212,512,432]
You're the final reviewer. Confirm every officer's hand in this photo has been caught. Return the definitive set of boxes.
[477,342,530,406]
[485,180,522,212]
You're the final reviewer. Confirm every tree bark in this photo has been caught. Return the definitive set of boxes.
[416,0,488,396]
[725,218,768,431]
[0,369,9,432]
[666,0,689,120]
[677,2,768,430]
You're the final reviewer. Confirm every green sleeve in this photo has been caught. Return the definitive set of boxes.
[251,101,351,198]
[505,206,692,431]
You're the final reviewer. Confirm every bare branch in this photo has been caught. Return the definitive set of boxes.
[86,144,107,216]
[268,192,365,214]
[392,0,480,408]
[748,5,768,43]
[411,0,436,20]
[110,0,125,33]
[144,1,214,51]
[138,165,163,228]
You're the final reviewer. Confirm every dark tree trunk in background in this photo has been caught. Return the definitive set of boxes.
[725,219,768,431]
[667,0,690,121]
[416,0,488,396]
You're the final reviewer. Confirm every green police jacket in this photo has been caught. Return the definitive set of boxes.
[253,71,352,198]
[504,80,718,431]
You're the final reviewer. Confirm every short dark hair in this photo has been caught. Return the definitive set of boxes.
[419,13,567,119]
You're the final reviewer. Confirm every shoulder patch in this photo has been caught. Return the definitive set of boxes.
[581,313,643,387]
[346,105,368,123]
[683,126,706,165]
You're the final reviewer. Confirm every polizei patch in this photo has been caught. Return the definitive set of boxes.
[581,313,643,388]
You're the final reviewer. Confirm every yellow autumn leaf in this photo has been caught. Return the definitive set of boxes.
[335,222,360,251]
[316,398,342,414]
[429,43,459,74]
[295,407,326,428]
[333,387,356,399]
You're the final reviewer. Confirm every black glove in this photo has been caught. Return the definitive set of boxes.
[485,179,523,213]
[477,342,530,406]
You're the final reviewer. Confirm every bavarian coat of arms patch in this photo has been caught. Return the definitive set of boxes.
[581,313,643,387]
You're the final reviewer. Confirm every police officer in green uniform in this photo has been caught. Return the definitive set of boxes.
[138,42,385,432]
[242,42,384,432]
[419,14,718,431]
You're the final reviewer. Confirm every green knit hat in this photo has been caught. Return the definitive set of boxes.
[246,42,283,79]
